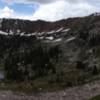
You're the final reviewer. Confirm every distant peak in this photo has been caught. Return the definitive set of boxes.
[90,12,100,16]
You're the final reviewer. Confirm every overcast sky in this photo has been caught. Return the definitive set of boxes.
[0,0,100,21]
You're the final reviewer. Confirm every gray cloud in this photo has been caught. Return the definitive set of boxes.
[26,0,57,4]
[5,0,58,4]
[25,0,85,4]
[4,0,86,4]
[26,0,86,4]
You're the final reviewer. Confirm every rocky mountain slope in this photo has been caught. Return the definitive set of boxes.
[0,13,100,90]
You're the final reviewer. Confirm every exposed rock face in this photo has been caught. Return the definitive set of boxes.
[0,16,86,35]
[0,13,100,40]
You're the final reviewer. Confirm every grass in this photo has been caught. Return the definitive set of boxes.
[0,82,66,93]
[89,95,100,100]
[0,68,100,94]
[0,81,66,94]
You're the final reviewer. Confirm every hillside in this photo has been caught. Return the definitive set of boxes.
[0,13,99,94]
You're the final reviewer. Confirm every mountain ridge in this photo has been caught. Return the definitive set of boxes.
[0,12,99,37]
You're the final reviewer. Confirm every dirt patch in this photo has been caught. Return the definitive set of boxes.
[0,81,100,100]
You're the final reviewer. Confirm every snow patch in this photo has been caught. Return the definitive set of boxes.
[45,36,54,40]
[53,38,62,42]
[47,30,55,34]
[37,36,44,39]
[66,37,76,42]
[0,31,8,35]
[26,33,33,36]
[9,30,13,35]
[20,32,25,36]
[37,32,45,36]
[31,32,37,35]
[17,29,20,33]
[62,28,70,32]
[56,27,63,32]
[40,32,45,36]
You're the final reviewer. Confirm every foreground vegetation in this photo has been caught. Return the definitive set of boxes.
[0,35,98,92]
[89,95,100,100]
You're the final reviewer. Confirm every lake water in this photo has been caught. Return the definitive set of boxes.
[0,71,4,80]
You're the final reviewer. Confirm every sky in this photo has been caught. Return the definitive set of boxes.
[0,0,100,21]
